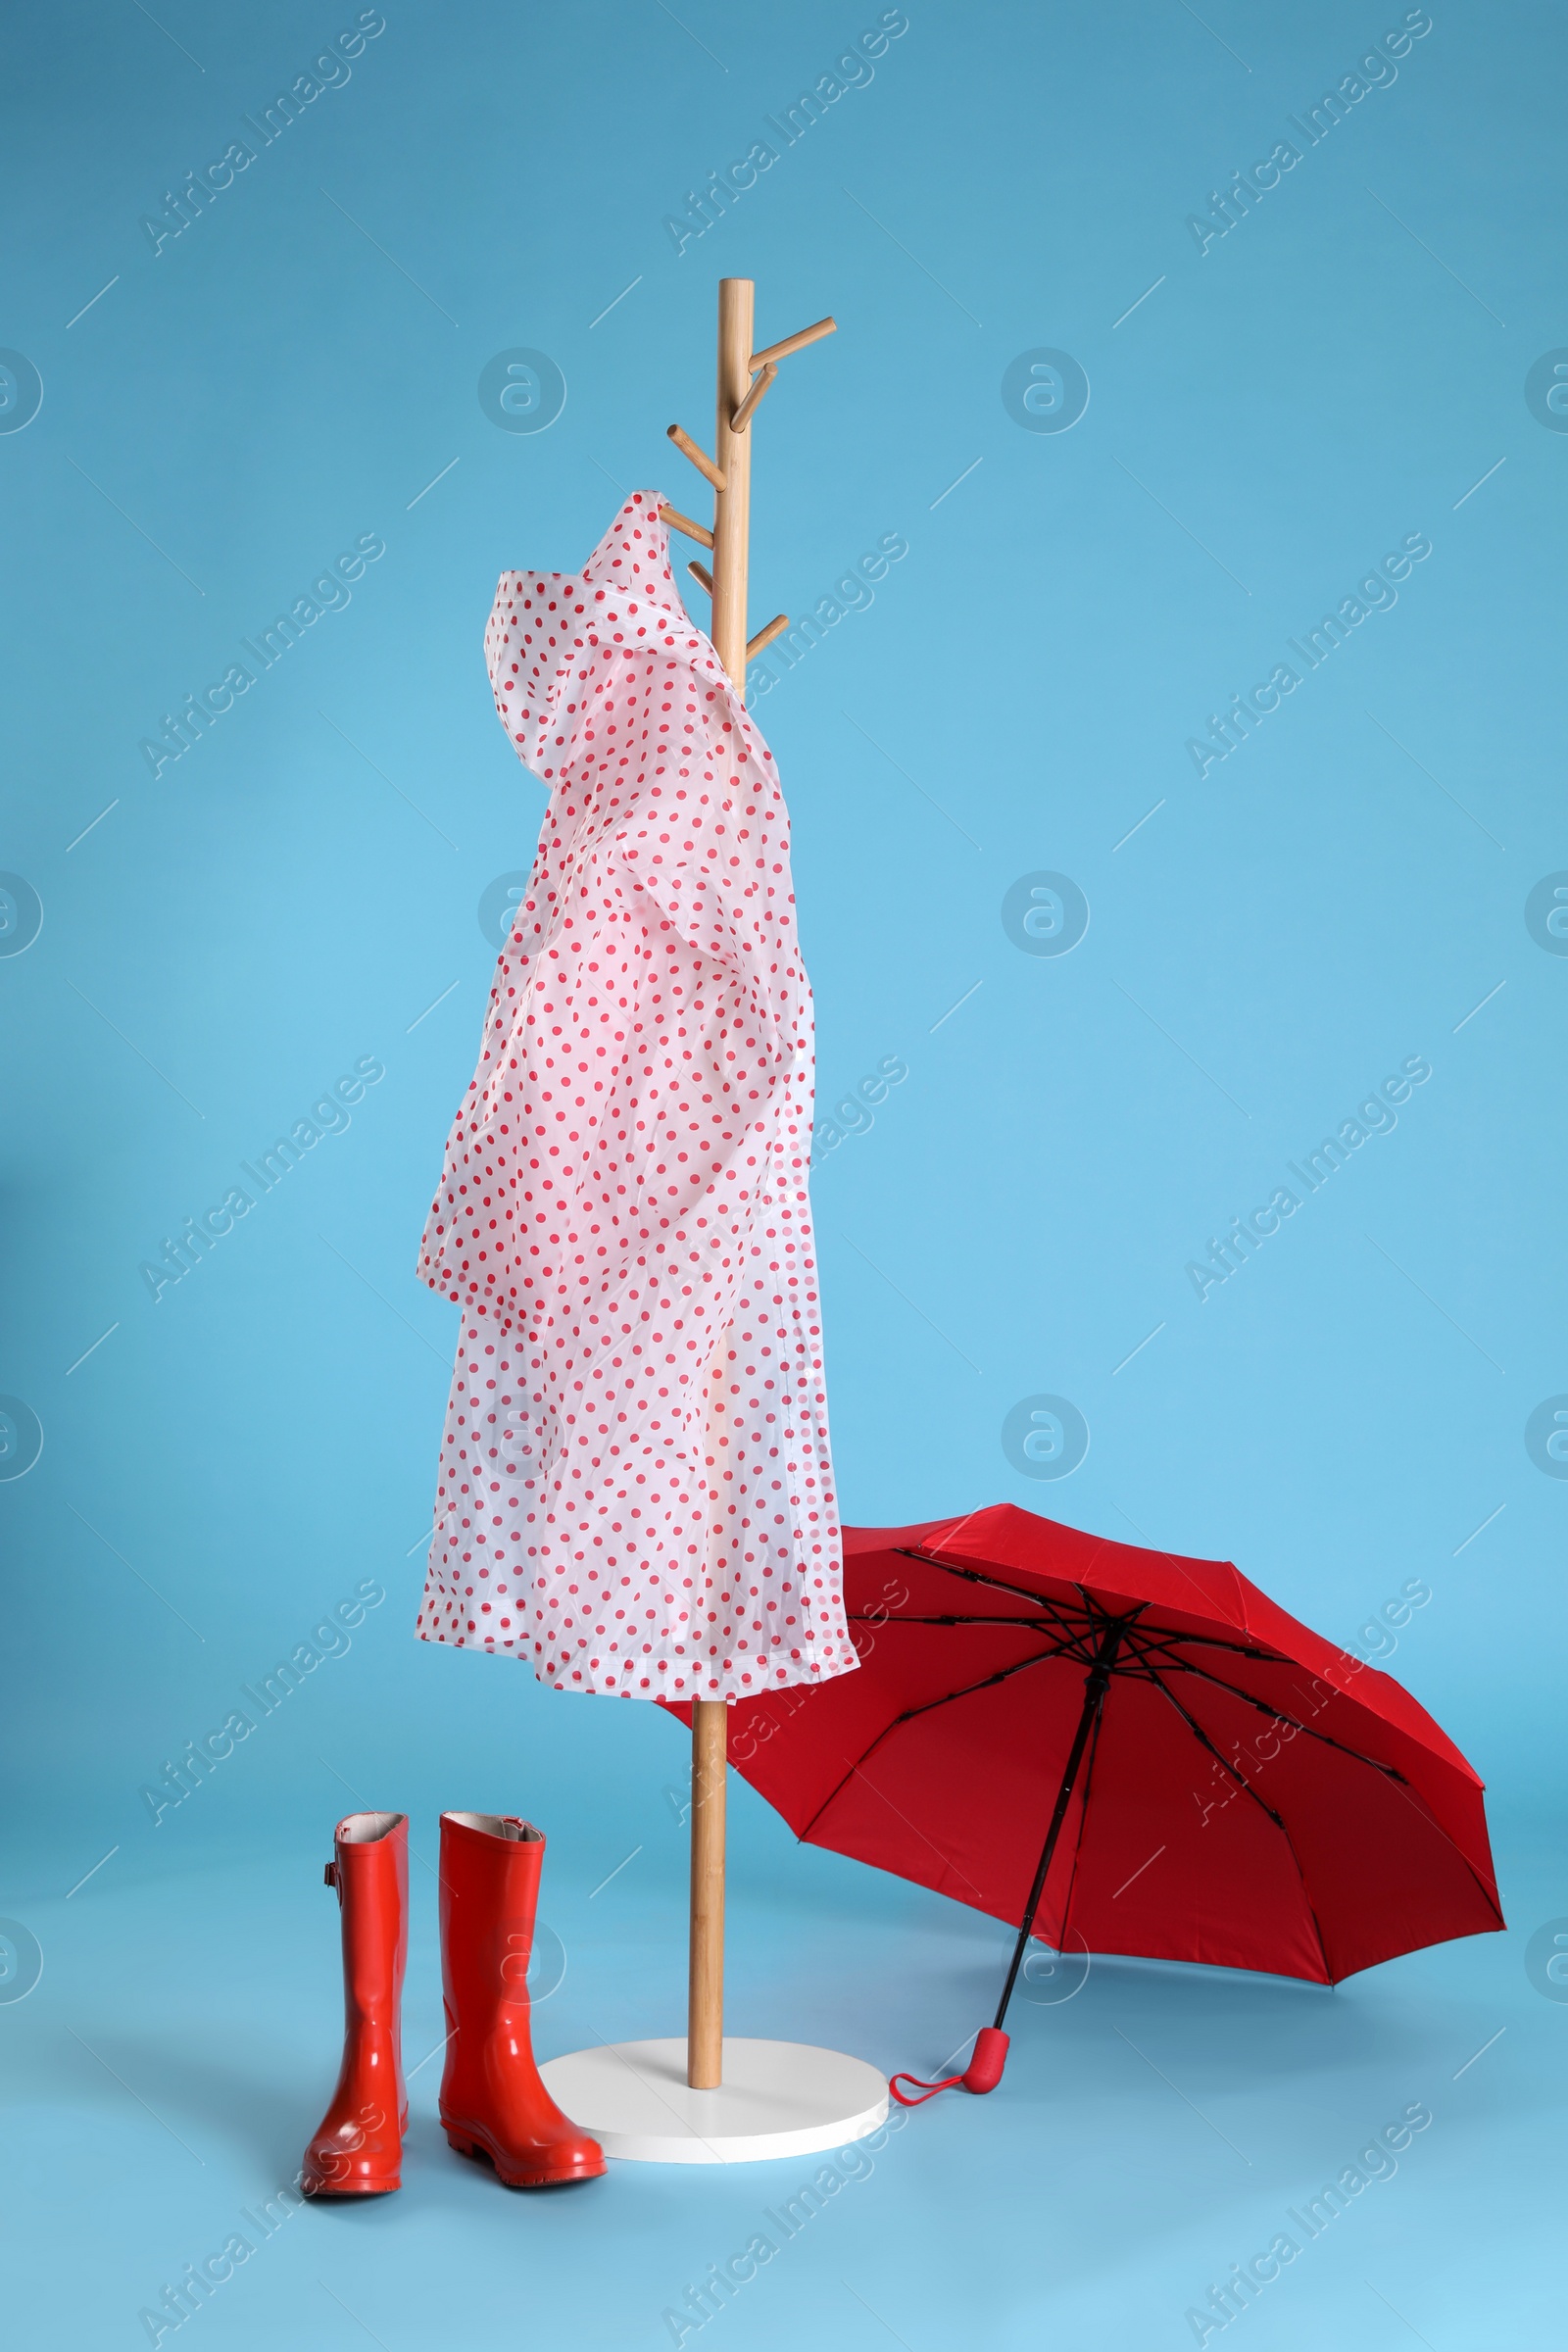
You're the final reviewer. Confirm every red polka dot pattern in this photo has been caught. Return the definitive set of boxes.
[416,492,853,1703]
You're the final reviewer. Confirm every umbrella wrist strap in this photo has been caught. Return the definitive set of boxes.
[887,2068,965,2107]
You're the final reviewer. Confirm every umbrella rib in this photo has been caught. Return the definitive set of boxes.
[1122,1626,1288,1664]
[1153,1661,1502,1923]
[1144,1672,1288,1830]
[898,1555,1181,1661]
[1152,1657,1408,1781]
[847,1611,1096,1641]
[894,1549,1090,1625]
[1145,1668,1336,1982]
[794,1637,1084,1845]
[851,1612,1275,1664]
[896,1553,1289,1663]
[1155,1661,1502,1943]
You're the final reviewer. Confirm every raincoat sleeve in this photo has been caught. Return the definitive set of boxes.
[605,700,792,1083]
[524,699,804,1380]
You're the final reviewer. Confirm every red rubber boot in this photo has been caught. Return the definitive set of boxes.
[438,1812,606,2188]
[302,1812,409,2196]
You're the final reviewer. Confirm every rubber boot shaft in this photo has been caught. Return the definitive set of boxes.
[303,1811,409,2195]
[438,1811,605,2188]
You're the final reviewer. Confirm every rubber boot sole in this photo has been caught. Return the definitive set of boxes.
[302,2176,401,2198]
[444,2122,607,2189]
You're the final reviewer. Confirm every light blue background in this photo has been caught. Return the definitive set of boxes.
[2,2,1563,2344]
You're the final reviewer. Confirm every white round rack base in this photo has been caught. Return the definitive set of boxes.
[539,2036,889,2165]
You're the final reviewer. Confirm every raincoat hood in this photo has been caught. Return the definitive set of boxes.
[487,489,726,779]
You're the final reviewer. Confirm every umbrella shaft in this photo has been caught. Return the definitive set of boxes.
[994,1621,1126,2032]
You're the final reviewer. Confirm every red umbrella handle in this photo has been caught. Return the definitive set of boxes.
[889,2027,1009,2105]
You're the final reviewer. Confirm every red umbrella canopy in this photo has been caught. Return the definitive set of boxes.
[666,1504,1502,1987]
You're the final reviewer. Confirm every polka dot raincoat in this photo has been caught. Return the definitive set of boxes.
[416,492,854,1702]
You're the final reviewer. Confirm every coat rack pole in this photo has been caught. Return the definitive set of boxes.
[710,276,754,690]
[543,282,885,2159]
[687,1695,727,2090]
[687,276,754,2095]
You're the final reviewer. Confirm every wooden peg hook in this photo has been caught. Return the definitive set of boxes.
[666,423,725,493]
[746,613,789,660]
[730,362,777,435]
[660,503,713,549]
[749,316,836,370]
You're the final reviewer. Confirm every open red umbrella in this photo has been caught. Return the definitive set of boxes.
[665,1504,1502,2100]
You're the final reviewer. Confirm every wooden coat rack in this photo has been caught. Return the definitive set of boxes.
[542,285,885,2159]
[660,279,835,2093]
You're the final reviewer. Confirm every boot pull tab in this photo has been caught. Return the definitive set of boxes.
[324,1860,341,1893]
